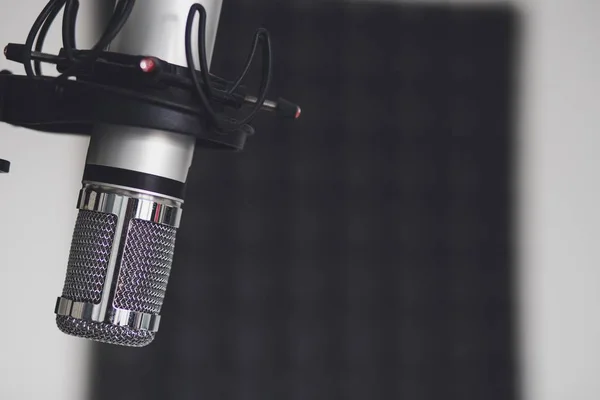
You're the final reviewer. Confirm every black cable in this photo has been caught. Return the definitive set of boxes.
[68,1,78,49]
[93,0,133,51]
[235,28,272,125]
[58,0,135,79]
[62,0,79,62]
[34,0,65,75]
[185,5,220,126]
[227,29,263,95]
[185,4,273,129]
[24,0,64,76]
[190,4,215,98]
[26,0,132,78]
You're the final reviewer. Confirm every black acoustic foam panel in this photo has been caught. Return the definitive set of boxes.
[92,2,518,400]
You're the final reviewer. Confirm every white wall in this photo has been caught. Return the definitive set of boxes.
[517,1,600,400]
[0,1,102,398]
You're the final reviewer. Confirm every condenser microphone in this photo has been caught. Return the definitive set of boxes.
[0,0,299,347]
[53,0,223,347]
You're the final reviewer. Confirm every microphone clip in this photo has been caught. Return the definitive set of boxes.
[0,1,301,152]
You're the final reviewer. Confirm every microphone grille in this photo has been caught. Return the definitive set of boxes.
[113,219,177,314]
[56,189,181,348]
[62,211,118,304]
[56,315,155,347]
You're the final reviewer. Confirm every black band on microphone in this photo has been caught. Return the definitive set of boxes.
[83,164,186,200]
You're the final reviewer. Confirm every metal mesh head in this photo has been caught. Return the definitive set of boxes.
[56,315,155,347]
[113,219,177,314]
[57,210,177,347]
[62,211,117,303]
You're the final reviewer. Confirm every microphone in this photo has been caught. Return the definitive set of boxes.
[0,0,300,347]
[54,0,223,347]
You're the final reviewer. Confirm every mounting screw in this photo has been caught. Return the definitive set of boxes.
[139,57,157,73]
[0,159,10,174]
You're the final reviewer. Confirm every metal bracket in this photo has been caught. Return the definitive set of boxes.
[0,159,9,173]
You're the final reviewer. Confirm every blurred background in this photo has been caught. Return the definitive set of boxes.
[0,0,599,399]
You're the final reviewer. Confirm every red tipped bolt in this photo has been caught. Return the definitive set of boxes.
[139,57,156,73]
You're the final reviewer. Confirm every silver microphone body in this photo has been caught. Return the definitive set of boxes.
[55,0,223,347]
